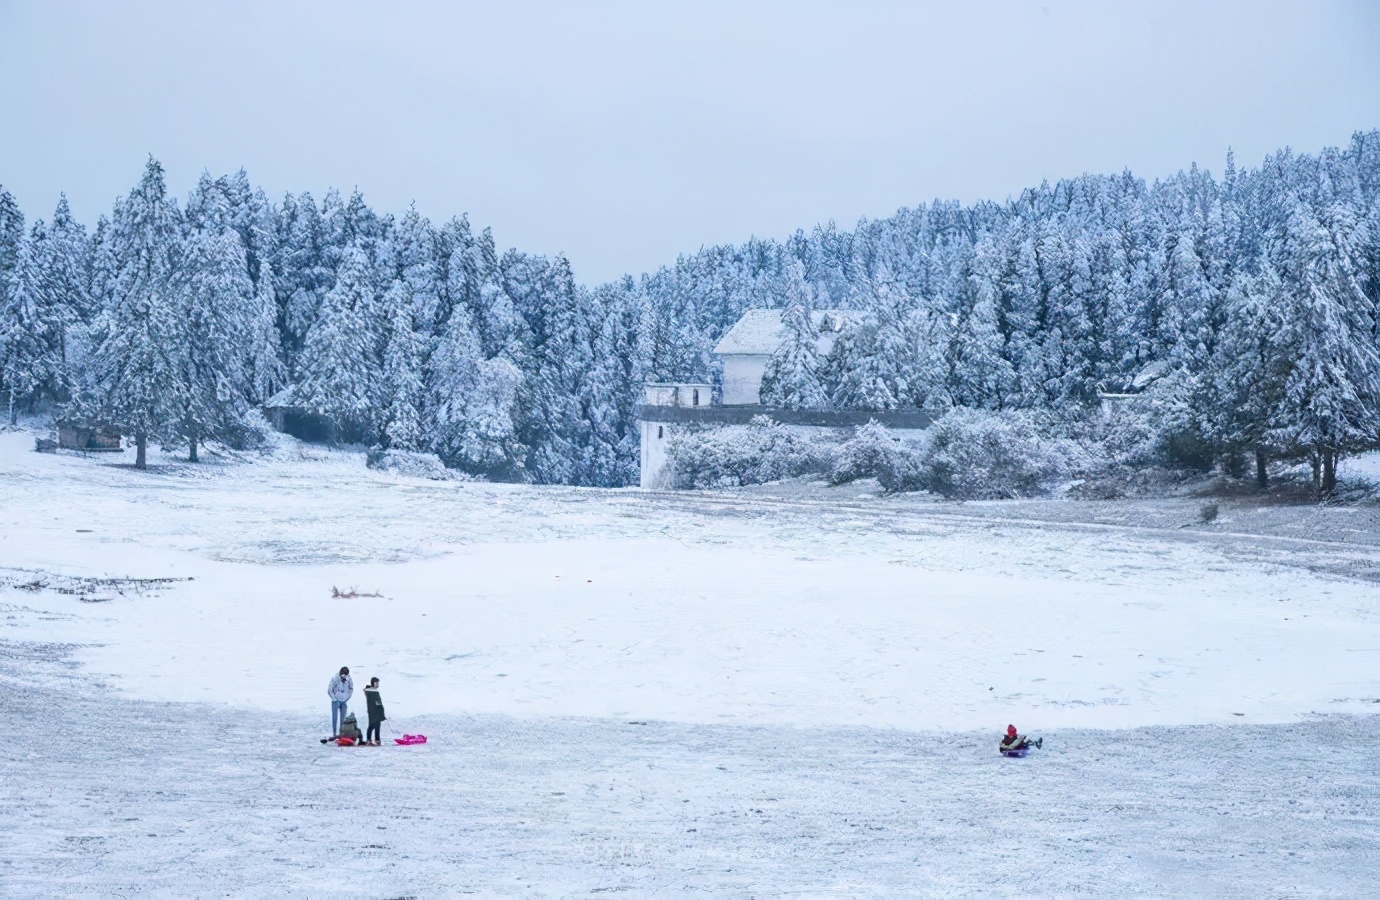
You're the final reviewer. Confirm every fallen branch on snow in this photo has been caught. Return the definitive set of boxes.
[331,586,383,599]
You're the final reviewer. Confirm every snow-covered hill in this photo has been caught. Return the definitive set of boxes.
[4,429,1379,729]
[2,429,1378,895]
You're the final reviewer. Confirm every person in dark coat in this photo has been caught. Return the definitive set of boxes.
[363,677,386,746]
[999,723,1042,754]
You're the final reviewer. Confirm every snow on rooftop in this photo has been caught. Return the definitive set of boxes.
[713,308,862,356]
[713,309,786,356]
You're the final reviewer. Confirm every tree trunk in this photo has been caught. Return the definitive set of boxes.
[1311,454,1321,489]
[1255,449,1268,489]
[1322,449,1337,494]
[7,389,14,426]
[135,434,147,470]
[189,435,198,463]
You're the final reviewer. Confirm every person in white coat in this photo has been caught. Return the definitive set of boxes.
[328,666,353,736]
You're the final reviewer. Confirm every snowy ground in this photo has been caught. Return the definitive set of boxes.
[2,429,1379,896]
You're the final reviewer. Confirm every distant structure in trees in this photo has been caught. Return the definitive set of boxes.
[638,308,930,488]
[715,308,858,405]
[1096,360,1170,417]
[638,382,714,488]
[54,420,123,452]
[263,387,336,444]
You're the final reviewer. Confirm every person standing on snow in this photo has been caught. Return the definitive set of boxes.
[363,677,385,746]
[328,666,354,736]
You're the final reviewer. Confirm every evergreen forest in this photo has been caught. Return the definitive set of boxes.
[2,130,1378,488]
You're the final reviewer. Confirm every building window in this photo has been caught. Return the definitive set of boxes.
[657,426,664,439]
[692,389,700,406]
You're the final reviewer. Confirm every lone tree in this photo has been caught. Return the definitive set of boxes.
[1272,194,1380,492]
[91,158,183,469]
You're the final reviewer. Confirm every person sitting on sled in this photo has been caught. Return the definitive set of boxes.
[999,724,1042,754]
[363,677,385,746]
[336,712,365,746]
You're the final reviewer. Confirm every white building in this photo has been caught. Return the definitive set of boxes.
[713,308,858,405]
[638,382,713,489]
[638,308,930,489]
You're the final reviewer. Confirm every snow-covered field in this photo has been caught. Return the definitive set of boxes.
[3,429,1379,896]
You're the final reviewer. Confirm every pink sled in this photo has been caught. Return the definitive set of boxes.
[394,734,428,746]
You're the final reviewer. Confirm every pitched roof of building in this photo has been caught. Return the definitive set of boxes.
[713,308,862,356]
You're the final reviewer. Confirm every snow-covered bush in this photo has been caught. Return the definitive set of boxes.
[829,411,1064,498]
[221,408,276,451]
[665,417,836,489]
[365,448,469,481]
[829,421,926,492]
[917,408,1067,499]
[829,422,894,485]
[1088,408,1162,470]
[1055,403,1195,496]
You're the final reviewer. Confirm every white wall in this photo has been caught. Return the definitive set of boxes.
[643,383,713,408]
[721,355,768,405]
[640,420,673,488]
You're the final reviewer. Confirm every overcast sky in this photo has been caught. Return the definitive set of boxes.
[1,0,1377,282]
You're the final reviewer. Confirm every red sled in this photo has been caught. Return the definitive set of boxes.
[394,734,427,745]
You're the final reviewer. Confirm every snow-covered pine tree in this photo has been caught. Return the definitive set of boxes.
[760,303,826,409]
[526,257,596,484]
[322,189,384,280]
[586,278,653,486]
[242,261,284,405]
[295,245,379,441]
[902,302,954,414]
[1,200,88,420]
[1164,231,1223,381]
[47,196,91,325]
[183,174,283,417]
[951,240,1017,409]
[1031,225,1111,409]
[2,221,61,421]
[1214,265,1291,486]
[428,298,482,465]
[274,192,331,375]
[827,316,898,410]
[433,215,474,330]
[0,187,21,276]
[391,204,442,333]
[171,227,255,461]
[1004,234,1045,407]
[222,170,277,295]
[185,171,233,232]
[474,271,525,364]
[443,225,506,358]
[1272,193,1380,491]
[0,186,25,420]
[466,357,524,479]
[828,265,926,411]
[427,300,524,479]
[91,158,185,467]
[68,214,117,413]
[380,283,426,451]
